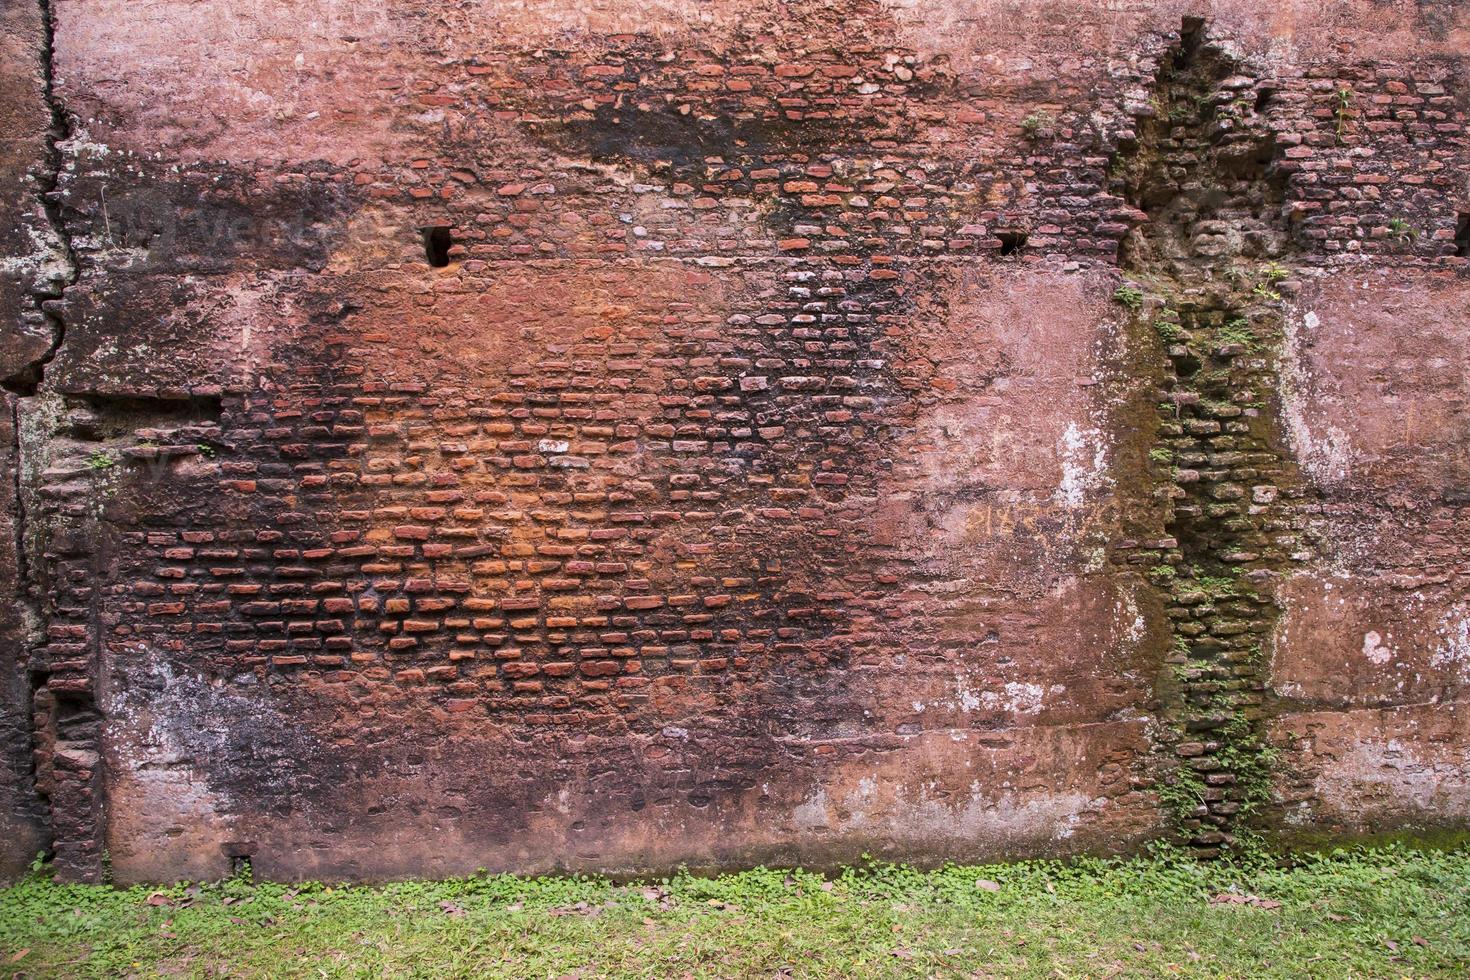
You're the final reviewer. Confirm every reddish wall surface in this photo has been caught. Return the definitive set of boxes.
[1,0,1467,882]
[0,0,59,880]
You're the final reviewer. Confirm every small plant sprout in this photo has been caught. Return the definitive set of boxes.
[1020,111,1054,137]
[1251,263,1288,301]
[1387,217,1415,241]
[1334,87,1352,142]
[86,450,116,470]
[1114,285,1144,310]
[1154,319,1185,343]
[1218,317,1255,350]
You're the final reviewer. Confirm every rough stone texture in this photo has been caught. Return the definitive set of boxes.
[0,0,57,881]
[0,0,1467,882]
[1271,271,1470,836]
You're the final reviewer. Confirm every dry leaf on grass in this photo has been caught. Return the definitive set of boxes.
[1208,893,1281,910]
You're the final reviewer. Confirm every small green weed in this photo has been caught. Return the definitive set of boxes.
[1154,319,1185,343]
[1020,111,1054,136]
[1217,317,1255,349]
[1334,86,1353,142]
[1114,285,1144,310]
[1250,263,1288,302]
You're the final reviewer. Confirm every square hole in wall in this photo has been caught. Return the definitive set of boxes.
[1455,212,1469,258]
[420,225,454,267]
[997,230,1028,256]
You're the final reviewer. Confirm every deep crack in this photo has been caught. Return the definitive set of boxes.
[7,0,85,873]
[5,0,79,396]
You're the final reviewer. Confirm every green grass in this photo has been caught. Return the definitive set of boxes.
[2,845,1468,977]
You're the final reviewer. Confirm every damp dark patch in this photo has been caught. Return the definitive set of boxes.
[66,167,354,275]
[538,103,838,171]
[108,657,337,809]
[1443,487,1470,506]
[71,392,224,415]
[1408,0,1457,40]
[3,366,43,396]
[1177,16,1207,59]
[63,392,223,441]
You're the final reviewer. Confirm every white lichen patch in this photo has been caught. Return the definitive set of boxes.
[978,682,1052,716]
[1308,731,1470,820]
[1362,630,1394,666]
[0,220,72,293]
[59,125,114,160]
[1118,585,1147,646]
[791,786,832,831]
[1054,421,1110,509]
[1279,309,1354,487]
[1429,603,1470,682]
[911,673,1063,719]
[105,645,323,837]
[791,775,1101,846]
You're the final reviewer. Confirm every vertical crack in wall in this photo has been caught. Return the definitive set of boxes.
[11,0,102,881]
[11,0,78,394]
[1113,19,1307,855]
[9,0,77,611]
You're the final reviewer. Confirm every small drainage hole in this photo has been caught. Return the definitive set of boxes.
[421,226,453,267]
[997,230,1028,256]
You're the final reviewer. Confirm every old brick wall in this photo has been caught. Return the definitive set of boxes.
[0,0,63,880]
[1,0,1467,882]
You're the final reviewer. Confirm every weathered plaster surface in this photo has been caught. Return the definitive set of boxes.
[1,0,1467,880]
